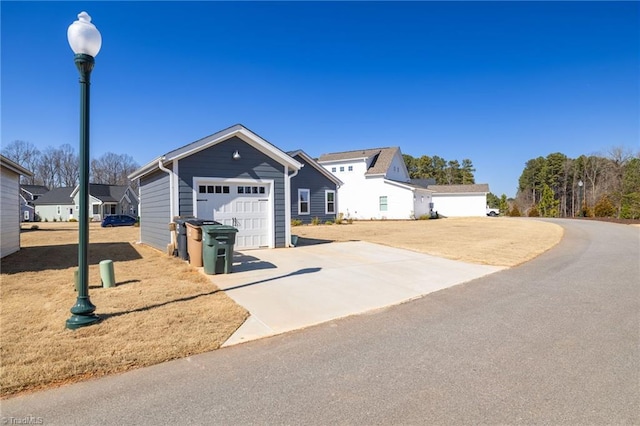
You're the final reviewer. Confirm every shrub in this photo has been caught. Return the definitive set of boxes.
[30,225,39,230]
[418,214,430,220]
[291,219,303,227]
[44,218,48,222]
[324,220,333,225]
[347,218,354,224]
[509,205,521,217]
[69,218,78,222]
[335,213,343,225]
[528,206,540,217]
[311,216,321,225]
[53,218,57,222]
[594,196,616,218]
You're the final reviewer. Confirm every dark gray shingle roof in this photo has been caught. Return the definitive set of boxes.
[33,187,74,205]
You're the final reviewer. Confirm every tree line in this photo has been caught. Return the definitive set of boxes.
[402,154,476,184]
[515,147,640,219]
[2,140,139,189]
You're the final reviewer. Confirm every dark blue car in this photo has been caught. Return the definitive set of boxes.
[101,214,137,227]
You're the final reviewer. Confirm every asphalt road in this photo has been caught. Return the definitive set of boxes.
[2,219,638,425]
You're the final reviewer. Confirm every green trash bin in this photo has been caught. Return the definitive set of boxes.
[201,224,238,275]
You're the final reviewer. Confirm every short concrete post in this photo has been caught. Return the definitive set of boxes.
[99,259,116,288]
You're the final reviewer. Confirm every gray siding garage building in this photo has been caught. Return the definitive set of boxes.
[129,125,304,252]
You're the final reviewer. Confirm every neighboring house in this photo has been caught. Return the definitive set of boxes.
[318,147,433,220]
[1,155,33,258]
[20,185,49,222]
[428,184,490,217]
[287,150,343,224]
[33,184,138,222]
[32,187,76,221]
[70,183,138,221]
[128,124,303,252]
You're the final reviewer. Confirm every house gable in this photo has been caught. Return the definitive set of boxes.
[317,147,420,220]
[129,125,303,251]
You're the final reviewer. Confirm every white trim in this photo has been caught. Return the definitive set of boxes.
[192,176,275,249]
[325,190,336,215]
[285,166,298,248]
[130,125,303,181]
[157,159,174,220]
[172,159,180,218]
[298,188,310,215]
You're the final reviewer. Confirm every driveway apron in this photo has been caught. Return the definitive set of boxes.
[212,240,504,346]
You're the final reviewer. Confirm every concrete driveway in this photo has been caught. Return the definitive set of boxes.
[213,240,504,346]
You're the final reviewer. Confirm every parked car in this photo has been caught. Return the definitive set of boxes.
[101,214,137,227]
[486,206,500,217]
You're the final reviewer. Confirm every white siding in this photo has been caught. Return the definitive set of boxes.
[332,176,417,220]
[35,204,75,222]
[432,193,487,217]
[413,189,433,218]
[1,167,20,258]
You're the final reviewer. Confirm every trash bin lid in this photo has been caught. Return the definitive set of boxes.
[186,218,221,226]
[173,215,195,225]
[201,224,238,232]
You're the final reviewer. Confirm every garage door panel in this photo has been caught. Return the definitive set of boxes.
[197,183,270,249]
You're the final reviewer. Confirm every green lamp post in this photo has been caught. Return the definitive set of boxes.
[66,11,102,329]
[578,179,584,217]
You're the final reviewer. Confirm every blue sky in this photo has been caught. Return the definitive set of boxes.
[2,1,638,198]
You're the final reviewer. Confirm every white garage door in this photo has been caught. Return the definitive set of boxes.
[196,182,270,249]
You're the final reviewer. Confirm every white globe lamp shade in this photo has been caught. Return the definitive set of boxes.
[67,11,102,57]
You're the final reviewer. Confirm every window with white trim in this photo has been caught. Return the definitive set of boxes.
[325,190,335,214]
[298,189,310,215]
[379,196,388,211]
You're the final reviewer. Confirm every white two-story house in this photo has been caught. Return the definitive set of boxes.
[318,147,433,220]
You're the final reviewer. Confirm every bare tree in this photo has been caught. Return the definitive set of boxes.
[91,152,139,186]
[36,147,60,189]
[1,140,41,184]
[58,144,79,187]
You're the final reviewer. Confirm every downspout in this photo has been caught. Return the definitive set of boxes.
[285,166,301,248]
[158,157,176,253]
[158,157,174,220]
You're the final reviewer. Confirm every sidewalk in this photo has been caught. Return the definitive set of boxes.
[208,241,504,346]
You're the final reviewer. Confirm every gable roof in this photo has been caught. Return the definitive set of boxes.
[35,184,136,205]
[287,150,343,186]
[33,187,75,205]
[129,124,303,180]
[410,178,437,188]
[70,184,134,203]
[317,147,402,176]
[21,185,49,197]
[428,184,490,194]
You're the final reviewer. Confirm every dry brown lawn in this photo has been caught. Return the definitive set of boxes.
[1,222,248,398]
[294,217,564,267]
[1,217,563,398]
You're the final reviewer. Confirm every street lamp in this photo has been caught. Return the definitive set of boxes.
[578,179,584,217]
[66,12,102,329]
